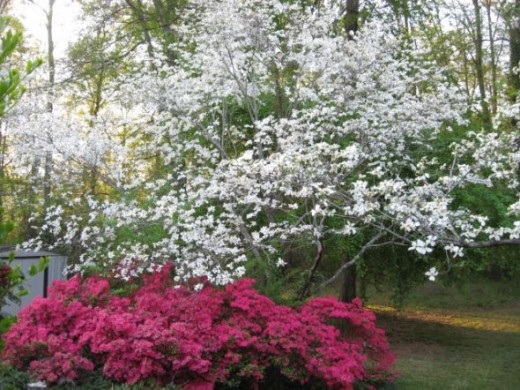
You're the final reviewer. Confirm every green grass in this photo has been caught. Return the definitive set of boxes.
[365,278,520,389]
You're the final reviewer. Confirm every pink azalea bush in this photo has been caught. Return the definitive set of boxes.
[0,263,14,307]
[1,265,395,389]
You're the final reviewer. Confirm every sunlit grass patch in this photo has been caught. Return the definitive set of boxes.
[367,278,520,389]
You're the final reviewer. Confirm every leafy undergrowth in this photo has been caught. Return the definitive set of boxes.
[1,264,395,389]
[367,278,520,389]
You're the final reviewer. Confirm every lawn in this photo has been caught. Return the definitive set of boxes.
[367,278,520,389]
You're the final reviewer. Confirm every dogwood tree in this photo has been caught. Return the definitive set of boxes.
[21,0,520,295]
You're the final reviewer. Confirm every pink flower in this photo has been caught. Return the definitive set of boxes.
[1,266,395,388]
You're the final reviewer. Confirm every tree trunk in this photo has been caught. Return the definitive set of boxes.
[472,0,491,125]
[43,0,55,207]
[484,0,498,115]
[343,0,359,38]
[508,0,520,101]
[339,259,356,302]
[340,0,360,303]
[298,238,324,300]
[0,0,12,15]
[124,0,156,60]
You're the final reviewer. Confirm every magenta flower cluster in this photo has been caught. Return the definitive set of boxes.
[0,263,13,303]
[1,265,395,389]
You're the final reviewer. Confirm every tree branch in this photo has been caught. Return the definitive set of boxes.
[298,236,324,300]
[319,232,384,290]
[459,238,520,248]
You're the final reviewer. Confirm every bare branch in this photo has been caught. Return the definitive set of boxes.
[319,233,384,290]
[459,238,520,248]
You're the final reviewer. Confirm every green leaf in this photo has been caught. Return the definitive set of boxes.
[29,264,38,276]
[38,256,50,272]
[15,288,28,298]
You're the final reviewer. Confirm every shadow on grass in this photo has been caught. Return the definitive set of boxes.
[374,308,520,390]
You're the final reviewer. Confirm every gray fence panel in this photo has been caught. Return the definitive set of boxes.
[1,252,68,316]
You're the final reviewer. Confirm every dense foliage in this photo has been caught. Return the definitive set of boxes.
[1,0,519,304]
[12,0,518,292]
[1,265,394,389]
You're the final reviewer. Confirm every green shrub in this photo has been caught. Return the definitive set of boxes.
[0,361,29,390]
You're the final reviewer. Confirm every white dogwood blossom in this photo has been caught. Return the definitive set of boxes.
[12,0,520,284]
[425,267,439,282]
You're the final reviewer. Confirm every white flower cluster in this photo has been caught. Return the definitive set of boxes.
[9,0,520,284]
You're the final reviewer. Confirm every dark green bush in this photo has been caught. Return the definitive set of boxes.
[0,361,29,390]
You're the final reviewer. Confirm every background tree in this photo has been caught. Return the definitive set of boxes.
[4,0,520,306]
[22,1,515,294]
[0,15,41,241]
[504,0,520,100]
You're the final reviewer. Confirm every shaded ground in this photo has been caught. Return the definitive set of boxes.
[367,280,520,389]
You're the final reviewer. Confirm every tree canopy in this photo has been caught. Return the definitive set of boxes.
[3,0,520,301]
